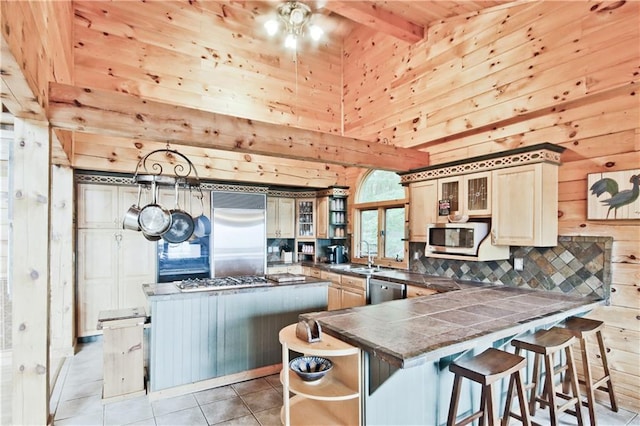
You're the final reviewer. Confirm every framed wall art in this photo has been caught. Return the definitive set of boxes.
[587,169,640,220]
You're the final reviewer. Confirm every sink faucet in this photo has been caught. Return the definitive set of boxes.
[361,240,373,268]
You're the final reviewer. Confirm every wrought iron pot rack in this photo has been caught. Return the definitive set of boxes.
[123,145,205,244]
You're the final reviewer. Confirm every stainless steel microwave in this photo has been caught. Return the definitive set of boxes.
[426,222,489,256]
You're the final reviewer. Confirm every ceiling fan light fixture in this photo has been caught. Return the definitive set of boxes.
[267,1,323,49]
[309,25,323,41]
[284,33,298,49]
[264,19,279,36]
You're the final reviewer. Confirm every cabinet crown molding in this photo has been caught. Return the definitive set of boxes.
[400,143,565,185]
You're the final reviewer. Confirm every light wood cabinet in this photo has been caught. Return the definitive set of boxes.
[322,271,366,310]
[279,324,361,426]
[491,163,558,247]
[436,172,491,222]
[296,198,316,239]
[77,184,156,337]
[406,285,438,298]
[409,180,438,242]
[267,197,295,238]
[316,196,329,239]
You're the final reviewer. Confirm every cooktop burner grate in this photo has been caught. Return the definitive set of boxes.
[176,276,270,292]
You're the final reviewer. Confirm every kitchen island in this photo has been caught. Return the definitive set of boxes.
[301,284,602,425]
[143,277,330,398]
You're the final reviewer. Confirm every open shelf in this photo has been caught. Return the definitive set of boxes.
[279,324,361,426]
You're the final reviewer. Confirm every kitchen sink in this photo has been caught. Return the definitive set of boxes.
[328,264,382,274]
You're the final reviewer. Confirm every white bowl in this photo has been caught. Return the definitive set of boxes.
[289,356,333,382]
[448,214,469,223]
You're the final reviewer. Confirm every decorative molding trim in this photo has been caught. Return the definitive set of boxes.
[316,187,350,197]
[400,145,564,184]
[267,189,317,198]
[75,172,268,193]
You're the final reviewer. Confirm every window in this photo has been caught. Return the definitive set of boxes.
[354,170,407,266]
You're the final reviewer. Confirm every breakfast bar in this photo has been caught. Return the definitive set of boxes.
[301,284,602,425]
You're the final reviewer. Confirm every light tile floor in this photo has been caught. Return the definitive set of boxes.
[50,341,283,426]
[50,341,640,426]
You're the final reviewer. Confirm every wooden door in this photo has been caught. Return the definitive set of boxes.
[327,285,341,310]
[266,198,279,237]
[316,196,328,239]
[409,181,438,242]
[119,231,156,312]
[341,287,366,308]
[77,229,118,336]
[77,184,119,229]
[464,172,491,216]
[279,198,296,238]
[492,165,538,246]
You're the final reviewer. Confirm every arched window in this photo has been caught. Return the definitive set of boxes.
[354,170,407,266]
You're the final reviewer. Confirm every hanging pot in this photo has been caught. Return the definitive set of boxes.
[122,185,143,231]
[138,180,172,237]
[142,231,161,241]
[163,182,195,244]
[192,188,211,238]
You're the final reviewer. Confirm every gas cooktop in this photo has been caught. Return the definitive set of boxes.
[176,276,271,292]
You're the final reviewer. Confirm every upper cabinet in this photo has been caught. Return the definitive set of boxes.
[267,197,295,238]
[401,143,565,249]
[77,184,120,228]
[492,163,558,247]
[296,198,316,239]
[409,181,438,242]
[436,172,491,222]
[316,187,350,240]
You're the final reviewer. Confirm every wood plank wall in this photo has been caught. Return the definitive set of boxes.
[71,1,343,135]
[342,1,639,411]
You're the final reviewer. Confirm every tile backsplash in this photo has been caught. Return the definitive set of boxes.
[409,236,612,302]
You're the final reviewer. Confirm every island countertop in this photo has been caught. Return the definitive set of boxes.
[302,285,602,369]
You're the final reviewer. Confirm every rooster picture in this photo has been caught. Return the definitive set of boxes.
[589,173,640,219]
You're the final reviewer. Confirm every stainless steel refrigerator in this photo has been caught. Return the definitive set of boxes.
[211,191,266,277]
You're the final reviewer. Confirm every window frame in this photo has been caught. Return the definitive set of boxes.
[352,170,409,269]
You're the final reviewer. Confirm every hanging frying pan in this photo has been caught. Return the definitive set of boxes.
[193,188,211,238]
[138,180,172,237]
[163,182,195,244]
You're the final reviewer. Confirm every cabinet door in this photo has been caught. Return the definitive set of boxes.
[492,163,558,246]
[437,177,460,222]
[296,198,315,239]
[465,172,491,216]
[266,198,279,238]
[316,196,328,239]
[77,229,119,336]
[409,181,438,242]
[341,287,366,308]
[279,198,296,238]
[77,184,119,229]
[327,285,341,310]
[119,231,156,312]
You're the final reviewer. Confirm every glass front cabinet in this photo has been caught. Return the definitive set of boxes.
[437,172,491,222]
[296,198,316,240]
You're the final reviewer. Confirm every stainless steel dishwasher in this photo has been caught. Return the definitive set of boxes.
[369,279,406,304]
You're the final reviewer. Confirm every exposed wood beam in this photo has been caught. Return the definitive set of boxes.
[323,2,424,43]
[48,82,430,172]
[72,133,346,188]
[0,35,45,120]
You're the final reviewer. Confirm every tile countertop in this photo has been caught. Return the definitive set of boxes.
[301,284,602,369]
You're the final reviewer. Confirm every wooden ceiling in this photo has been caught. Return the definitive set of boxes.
[2,1,515,185]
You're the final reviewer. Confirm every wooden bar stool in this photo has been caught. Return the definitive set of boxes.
[562,316,618,426]
[509,327,584,426]
[447,347,531,426]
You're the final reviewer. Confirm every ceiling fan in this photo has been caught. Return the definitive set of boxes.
[263,1,325,49]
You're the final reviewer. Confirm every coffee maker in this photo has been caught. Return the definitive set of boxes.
[327,245,346,264]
